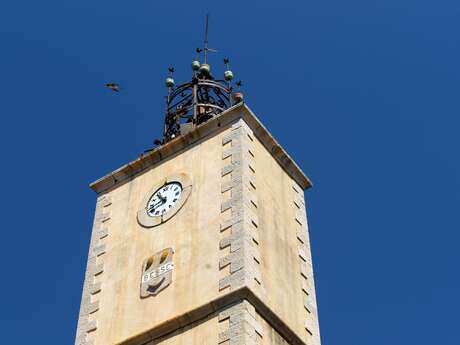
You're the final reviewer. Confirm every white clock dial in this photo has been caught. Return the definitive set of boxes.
[146,182,183,217]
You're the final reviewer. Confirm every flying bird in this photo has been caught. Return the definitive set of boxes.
[105,82,121,92]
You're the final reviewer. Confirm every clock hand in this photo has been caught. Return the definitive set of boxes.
[149,200,163,211]
[157,191,167,203]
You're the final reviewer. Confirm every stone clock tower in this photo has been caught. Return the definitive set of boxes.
[75,33,321,345]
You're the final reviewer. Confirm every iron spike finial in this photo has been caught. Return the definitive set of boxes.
[201,14,217,71]
[224,58,233,81]
[165,66,175,88]
[192,48,202,72]
[197,15,212,77]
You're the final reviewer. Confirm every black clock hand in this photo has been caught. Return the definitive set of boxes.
[149,200,163,212]
[157,192,167,203]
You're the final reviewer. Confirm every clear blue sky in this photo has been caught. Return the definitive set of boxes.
[1,0,459,344]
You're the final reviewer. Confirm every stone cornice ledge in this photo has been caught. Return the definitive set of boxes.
[118,287,307,345]
[90,103,312,194]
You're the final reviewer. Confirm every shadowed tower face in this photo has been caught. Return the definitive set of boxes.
[75,23,321,345]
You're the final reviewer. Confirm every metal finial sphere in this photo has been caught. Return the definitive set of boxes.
[192,60,201,71]
[199,63,211,75]
[224,70,234,81]
[165,77,175,88]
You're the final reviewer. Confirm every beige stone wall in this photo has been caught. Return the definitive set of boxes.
[140,299,290,345]
[145,313,219,345]
[87,127,230,345]
[248,128,321,344]
[76,110,320,345]
[257,309,289,345]
[143,299,295,345]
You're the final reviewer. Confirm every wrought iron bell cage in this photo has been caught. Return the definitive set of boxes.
[163,75,235,143]
[156,15,243,144]
[160,15,244,144]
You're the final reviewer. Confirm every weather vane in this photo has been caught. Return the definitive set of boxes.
[203,14,218,64]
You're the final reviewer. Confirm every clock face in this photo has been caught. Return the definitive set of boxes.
[137,173,192,228]
[146,182,183,217]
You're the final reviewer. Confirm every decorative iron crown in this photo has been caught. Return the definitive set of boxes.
[159,16,244,144]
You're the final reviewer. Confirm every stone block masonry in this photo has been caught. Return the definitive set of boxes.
[75,195,112,345]
[292,184,321,345]
[219,120,262,293]
[218,300,263,345]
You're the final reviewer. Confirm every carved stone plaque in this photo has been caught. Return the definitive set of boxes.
[140,248,174,298]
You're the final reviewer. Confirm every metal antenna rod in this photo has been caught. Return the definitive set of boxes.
[204,14,209,64]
